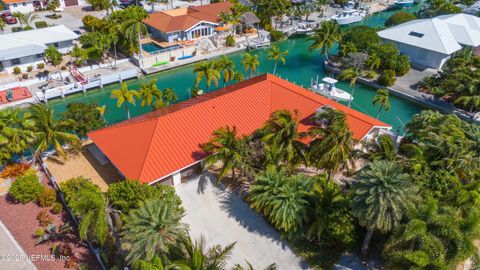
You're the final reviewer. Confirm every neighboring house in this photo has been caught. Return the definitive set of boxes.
[88,74,391,186]
[143,2,232,43]
[377,13,480,69]
[0,25,78,73]
[2,0,36,13]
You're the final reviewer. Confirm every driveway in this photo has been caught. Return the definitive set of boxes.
[175,173,309,270]
[0,221,36,270]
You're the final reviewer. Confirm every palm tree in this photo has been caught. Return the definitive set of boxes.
[111,82,139,119]
[121,198,187,264]
[366,53,381,71]
[308,20,341,63]
[241,53,260,79]
[201,126,246,183]
[267,45,288,75]
[121,6,149,64]
[372,89,391,119]
[96,105,107,123]
[233,262,278,270]
[338,67,362,107]
[177,236,236,269]
[249,166,312,235]
[364,134,396,161]
[215,55,236,87]
[308,108,356,181]
[454,95,480,112]
[133,256,183,270]
[261,110,306,168]
[351,160,415,255]
[0,108,36,163]
[44,46,63,80]
[162,88,178,106]
[30,104,81,160]
[138,79,162,111]
[20,12,39,27]
[193,60,221,92]
[0,20,6,34]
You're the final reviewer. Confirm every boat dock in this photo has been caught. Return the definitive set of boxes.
[324,62,480,124]
[34,68,139,102]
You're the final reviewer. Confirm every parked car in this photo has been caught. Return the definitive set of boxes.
[3,15,17,25]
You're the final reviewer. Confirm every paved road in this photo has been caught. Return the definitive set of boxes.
[175,173,309,270]
[0,221,37,270]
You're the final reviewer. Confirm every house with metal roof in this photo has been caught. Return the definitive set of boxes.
[88,74,391,186]
[143,2,232,43]
[377,13,480,69]
[0,25,78,73]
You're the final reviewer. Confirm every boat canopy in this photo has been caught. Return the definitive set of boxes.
[322,77,338,84]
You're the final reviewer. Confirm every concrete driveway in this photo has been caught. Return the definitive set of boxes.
[175,173,309,270]
[0,221,36,270]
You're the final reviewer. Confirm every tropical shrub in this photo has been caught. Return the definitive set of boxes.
[385,11,416,27]
[37,209,55,227]
[35,21,48,28]
[37,63,45,69]
[225,34,235,47]
[249,166,312,237]
[27,66,33,72]
[13,67,21,74]
[121,198,188,264]
[23,26,33,31]
[82,15,103,32]
[38,188,57,207]
[61,177,108,245]
[378,69,396,86]
[61,103,106,137]
[393,54,410,76]
[107,180,182,213]
[22,73,28,79]
[9,174,44,203]
[363,70,377,79]
[35,227,45,237]
[342,25,380,52]
[51,202,63,214]
[269,30,285,42]
[1,163,31,178]
[12,27,23,32]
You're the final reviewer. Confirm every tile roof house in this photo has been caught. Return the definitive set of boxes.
[88,74,391,186]
[377,13,480,69]
[143,2,232,43]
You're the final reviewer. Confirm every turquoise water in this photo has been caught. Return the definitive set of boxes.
[48,5,424,132]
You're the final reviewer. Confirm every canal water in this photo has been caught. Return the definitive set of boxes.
[48,5,424,132]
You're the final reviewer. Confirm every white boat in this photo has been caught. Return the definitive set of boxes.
[394,0,415,7]
[331,9,365,25]
[295,22,315,35]
[311,76,353,102]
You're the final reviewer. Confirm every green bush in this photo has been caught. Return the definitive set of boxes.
[35,21,48,28]
[23,26,33,31]
[37,63,45,69]
[61,102,106,137]
[82,15,103,32]
[385,12,417,27]
[270,30,285,42]
[13,67,21,74]
[107,180,183,213]
[378,69,396,86]
[27,66,33,72]
[342,25,380,52]
[9,174,44,204]
[363,70,377,79]
[12,27,23,32]
[51,202,63,214]
[38,188,57,207]
[225,35,235,47]
[394,55,411,76]
[34,227,45,237]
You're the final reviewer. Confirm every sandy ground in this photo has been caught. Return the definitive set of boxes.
[45,146,122,192]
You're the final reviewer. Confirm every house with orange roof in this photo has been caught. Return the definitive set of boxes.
[143,2,232,43]
[88,74,391,186]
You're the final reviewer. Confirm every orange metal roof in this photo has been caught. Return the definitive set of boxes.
[143,2,232,33]
[88,74,391,184]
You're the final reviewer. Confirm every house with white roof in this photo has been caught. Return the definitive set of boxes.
[1,0,86,13]
[0,25,78,73]
[377,13,480,69]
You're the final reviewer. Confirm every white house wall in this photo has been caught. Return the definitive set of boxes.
[382,39,451,69]
[5,1,35,13]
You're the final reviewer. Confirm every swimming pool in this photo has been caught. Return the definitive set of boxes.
[141,42,181,54]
